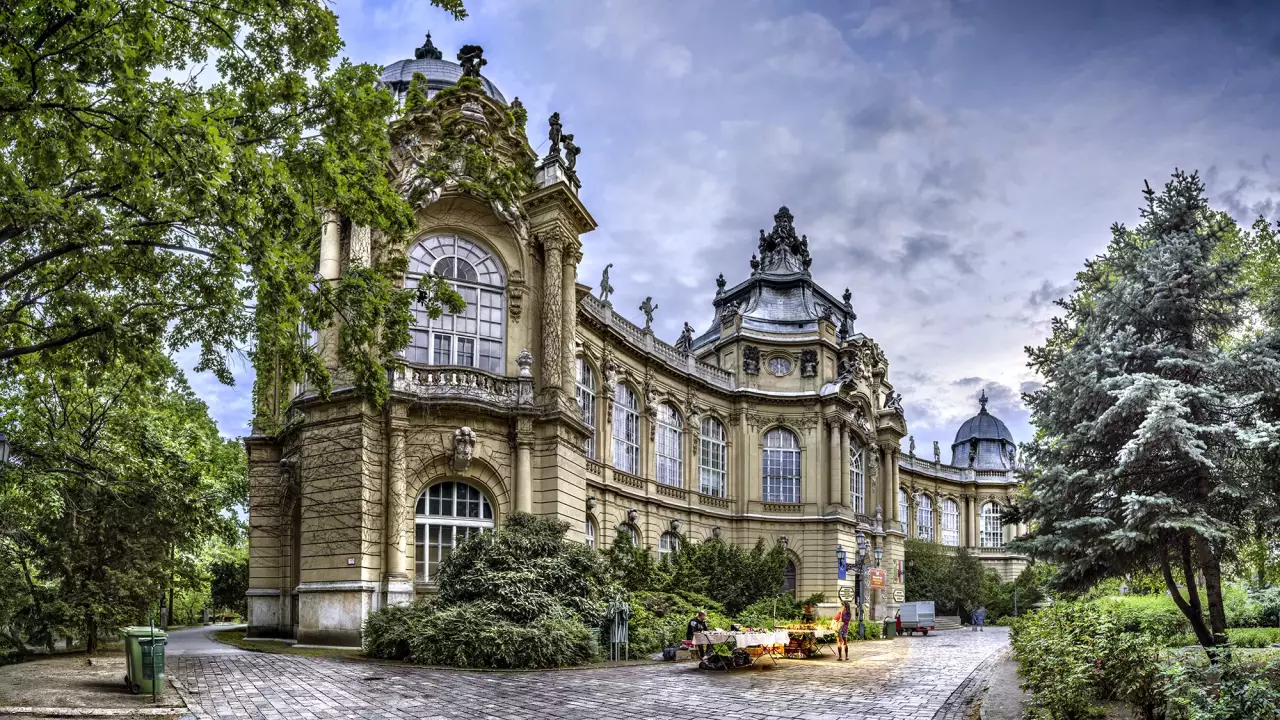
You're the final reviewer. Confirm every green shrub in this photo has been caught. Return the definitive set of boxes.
[992,615,1017,627]
[405,602,598,669]
[1012,602,1109,719]
[627,591,733,655]
[1161,654,1280,719]
[1249,587,1280,627]
[1100,595,1192,637]
[362,513,607,668]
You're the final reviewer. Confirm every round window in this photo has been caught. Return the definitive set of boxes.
[768,357,793,376]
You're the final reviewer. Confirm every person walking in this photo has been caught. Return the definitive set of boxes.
[835,601,852,660]
[970,607,978,631]
[975,606,986,632]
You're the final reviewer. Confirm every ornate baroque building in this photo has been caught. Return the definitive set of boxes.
[244,37,1026,647]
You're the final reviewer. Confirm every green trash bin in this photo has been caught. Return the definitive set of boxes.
[120,627,168,695]
[883,618,896,638]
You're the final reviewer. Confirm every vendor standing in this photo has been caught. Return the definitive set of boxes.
[687,611,709,657]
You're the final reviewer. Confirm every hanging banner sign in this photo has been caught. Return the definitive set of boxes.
[869,568,886,590]
[837,554,847,580]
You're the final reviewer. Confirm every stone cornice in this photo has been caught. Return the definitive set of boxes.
[524,182,596,235]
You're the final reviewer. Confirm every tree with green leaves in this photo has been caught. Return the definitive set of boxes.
[0,351,245,652]
[0,0,467,432]
[1015,170,1280,653]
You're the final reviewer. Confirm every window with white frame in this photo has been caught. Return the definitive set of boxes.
[782,559,797,595]
[575,358,596,458]
[917,493,934,541]
[699,417,727,497]
[850,443,866,513]
[659,532,679,562]
[585,516,597,549]
[655,403,683,487]
[762,428,801,503]
[414,481,493,583]
[405,234,506,373]
[941,499,959,546]
[981,503,1004,548]
[617,524,640,547]
[899,488,910,534]
[612,384,639,474]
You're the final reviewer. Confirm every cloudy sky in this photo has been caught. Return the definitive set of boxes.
[183,0,1280,454]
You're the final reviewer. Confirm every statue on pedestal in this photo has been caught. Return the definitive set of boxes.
[598,263,614,303]
[547,112,562,157]
[457,45,486,78]
[639,296,658,331]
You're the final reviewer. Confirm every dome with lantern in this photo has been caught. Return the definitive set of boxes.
[378,33,506,104]
[950,390,1018,470]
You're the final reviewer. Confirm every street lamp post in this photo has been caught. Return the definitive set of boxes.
[0,430,9,465]
[854,531,868,640]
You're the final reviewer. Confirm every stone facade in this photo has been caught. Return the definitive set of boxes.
[243,43,1025,647]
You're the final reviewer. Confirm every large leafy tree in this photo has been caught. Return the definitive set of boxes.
[0,0,465,430]
[0,351,246,652]
[1015,171,1280,652]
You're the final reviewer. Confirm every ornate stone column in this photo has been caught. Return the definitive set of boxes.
[382,424,411,606]
[515,417,534,514]
[839,425,851,508]
[827,420,841,507]
[561,244,581,398]
[540,231,565,392]
[890,448,902,527]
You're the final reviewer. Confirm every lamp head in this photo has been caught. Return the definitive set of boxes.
[0,430,8,465]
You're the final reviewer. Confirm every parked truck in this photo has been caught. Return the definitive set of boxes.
[895,601,936,636]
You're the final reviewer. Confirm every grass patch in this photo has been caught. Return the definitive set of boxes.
[211,630,363,659]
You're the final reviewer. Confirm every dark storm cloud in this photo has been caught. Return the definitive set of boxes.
[1027,279,1073,309]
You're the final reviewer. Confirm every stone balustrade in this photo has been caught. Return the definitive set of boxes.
[392,365,534,409]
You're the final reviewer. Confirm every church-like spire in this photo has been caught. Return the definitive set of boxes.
[755,206,813,275]
[979,388,989,413]
[415,32,443,60]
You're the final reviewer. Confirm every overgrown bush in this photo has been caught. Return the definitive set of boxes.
[1162,654,1280,719]
[362,513,605,668]
[1012,602,1109,719]
[1250,587,1280,628]
[627,591,733,655]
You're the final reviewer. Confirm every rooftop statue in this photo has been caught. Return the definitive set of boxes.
[547,112,562,157]
[563,133,581,174]
[639,296,658,331]
[843,287,852,307]
[415,32,444,60]
[757,206,813,274]
[933,441,941,465]
[675,322,694,353]
[598,263,614,303]
[715,273,726,295]
[909,435,916,457]
[749,254,760,273]
[457,45,486,78]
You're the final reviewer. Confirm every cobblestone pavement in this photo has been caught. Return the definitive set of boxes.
[172,627,1009,720]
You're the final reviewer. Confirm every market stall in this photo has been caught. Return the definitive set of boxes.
[691,629,789,670]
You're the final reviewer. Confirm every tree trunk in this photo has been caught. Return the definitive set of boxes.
[1161,540,1214,649]
[1196,536,1227,642]
[85,615,98,655]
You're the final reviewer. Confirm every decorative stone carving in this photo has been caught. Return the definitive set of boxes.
[602,356,619,395]
[711,526,722,540]
[507,270,525,321]
[909,435,916,457]
[715,273,726,296]
[815,303,833,324]
[1008,446,1017,468]
[457,45,486,78]
[669,519,682,533]
[452,427,477,473]
[800,349,818,377]
[718,300,741,325]
[516,348,533,378]
[639,296,658,331]
[843,287,852,307]
[934,441,941,465]
[547,112,562,157]
[867,449,880,486]
[598,263,614,303]
[627,507,639,524]
[757,207,813,274]
[875,505,883,532]
[563,133,581,176]
[644,384,661,418]
[742,345,760,375]
[968,438,978,467]
[586,496,597,511]
[776,535,789,549]
[883,390,903,414]
[415,32,443,60]
[675,322,694,354]
[749,254,760,274]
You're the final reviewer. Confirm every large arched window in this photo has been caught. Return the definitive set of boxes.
[575,358,596,459]
[981,503,1004,548]
[585,516,597,549]
[655,403,683,487]
[414,481,494,583]
[941,499,959,546]
[405,234,506,373]
[612,384,639,474]
[616,524,640,547]
[916,493,934,541]
[782,559,797,595]
[659,532,680,562]
[898,488,910,534]
[850,443,866,514]
[698,417,727,497]
[762,428,801,503]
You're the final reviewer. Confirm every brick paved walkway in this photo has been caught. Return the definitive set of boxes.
[172,628,1009,720]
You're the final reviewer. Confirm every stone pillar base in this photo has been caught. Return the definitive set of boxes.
[296,581,377,648]
[245,588,292,639]
[382,576,414,608]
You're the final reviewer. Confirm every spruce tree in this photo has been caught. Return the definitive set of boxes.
[1016,170,1280,652]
